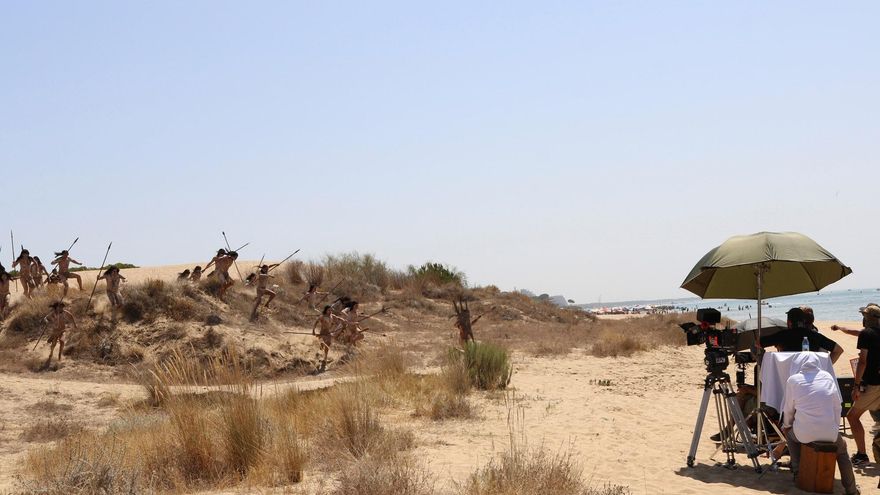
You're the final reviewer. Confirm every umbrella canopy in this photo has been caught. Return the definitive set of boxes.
[734,317,787,351]
[681,232,852,299]
[735,316,788,332]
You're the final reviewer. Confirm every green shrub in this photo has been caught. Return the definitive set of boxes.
[408,262,466,286]
[451,342,512,391]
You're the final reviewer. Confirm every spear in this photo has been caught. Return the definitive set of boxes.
[254,254,265,270]
[314,279,344,306]
[268,249,300,272]
[32,310,53,351]
[9,231,17,292]
[65,237,79,253]
[233,242,249,252]
[86,242,112,309]
[357,307,387,323]
[221,231,244,282]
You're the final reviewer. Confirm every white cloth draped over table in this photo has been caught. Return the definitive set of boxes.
[759,351,840,414]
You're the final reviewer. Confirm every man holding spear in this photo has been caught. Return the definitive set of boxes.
[51,238,82,299]
[249,263,280,321]
[204,249,238,300]
[96,266,126,323]
[0,264,15,318]
[38,301,78,368]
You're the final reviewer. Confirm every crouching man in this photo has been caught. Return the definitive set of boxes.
[782,352,859,495]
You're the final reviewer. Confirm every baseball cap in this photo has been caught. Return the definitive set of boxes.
[859,304,880,318]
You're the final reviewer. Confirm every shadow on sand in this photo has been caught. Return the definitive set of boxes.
[675,460,860,494]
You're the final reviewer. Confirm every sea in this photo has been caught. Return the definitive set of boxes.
[579,288,880,323]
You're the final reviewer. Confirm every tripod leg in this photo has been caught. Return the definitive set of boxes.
[688,386,713,467]
[721,383,762,473]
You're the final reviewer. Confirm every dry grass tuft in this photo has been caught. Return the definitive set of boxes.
[121,279,206,323]
[322,382,414,460]
[20,417,80,443]
[3,294,54,343]
[304,262,324,287]
[285,260,306,285]
[335,455,436,495]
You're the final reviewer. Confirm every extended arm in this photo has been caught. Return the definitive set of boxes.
[830,344,844,364]
[831,324,862,337]
[69,258,82,266]
[312,317,320,335]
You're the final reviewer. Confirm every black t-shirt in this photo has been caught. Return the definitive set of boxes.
[857,326,880,386]
[760,328,838,353]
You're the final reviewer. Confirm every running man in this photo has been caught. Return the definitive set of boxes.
[301,284,329,312]
[51,250,83,298]
[41,301,77,367]
[12,248,35,297]
[31,256,49,287]
[249,264,279,321]
[312,305,337,370]
[189,265,203,282]
[204,249,238,299]
[98,266,126,323]
[332,300,367,347]
[0,264,15,317]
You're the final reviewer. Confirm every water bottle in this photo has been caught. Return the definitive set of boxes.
[802,336,810,352]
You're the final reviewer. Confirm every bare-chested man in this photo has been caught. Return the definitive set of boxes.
[0,264,15,318]
[31,256,49,287]
[204,249,238,299]
[98,266,126,323]
[51,250,83,298]
[301,284,329,312]
[41,301,77,367]
[312,305,337,370]
[333,300,367,347]
[249,264,279,321]
[12,249,35,297]
[189,266,203,282]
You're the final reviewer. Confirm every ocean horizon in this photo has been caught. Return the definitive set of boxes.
[579,287,880,322]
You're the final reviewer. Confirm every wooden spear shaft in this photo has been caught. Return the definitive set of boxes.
[86,242,112,309]
[222,231,244,282]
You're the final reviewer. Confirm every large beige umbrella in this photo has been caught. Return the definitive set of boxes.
[681,231,852,300]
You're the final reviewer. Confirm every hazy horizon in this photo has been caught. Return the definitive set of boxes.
[3,2,878,303]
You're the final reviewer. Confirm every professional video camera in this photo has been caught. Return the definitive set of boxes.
[680,308,738,374]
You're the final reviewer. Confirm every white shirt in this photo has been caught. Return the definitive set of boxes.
[782,352,842,444]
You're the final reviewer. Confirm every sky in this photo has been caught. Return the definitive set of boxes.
[2,2,878,303]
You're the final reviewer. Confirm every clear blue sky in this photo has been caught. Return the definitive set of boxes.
[2,2,878,302]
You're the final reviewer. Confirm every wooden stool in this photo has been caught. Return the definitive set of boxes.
[797,441,837,494]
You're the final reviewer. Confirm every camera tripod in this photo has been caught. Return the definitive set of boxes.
[687,369,762,472]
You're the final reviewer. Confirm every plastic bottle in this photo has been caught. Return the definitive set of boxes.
[802,336,810,352]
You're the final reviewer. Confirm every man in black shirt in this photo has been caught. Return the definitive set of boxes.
[845,303,880,466]
[759,307,844,363]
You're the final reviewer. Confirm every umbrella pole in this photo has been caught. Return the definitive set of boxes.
[755,264,767,448]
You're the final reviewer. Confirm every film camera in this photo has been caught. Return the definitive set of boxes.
[681,308,755,379]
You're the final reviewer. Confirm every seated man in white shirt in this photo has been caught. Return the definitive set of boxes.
[782,353,859,495]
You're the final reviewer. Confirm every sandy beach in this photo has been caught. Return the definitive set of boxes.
[1,266,876,494]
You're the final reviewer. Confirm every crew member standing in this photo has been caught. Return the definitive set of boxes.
[845,304,880,467]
